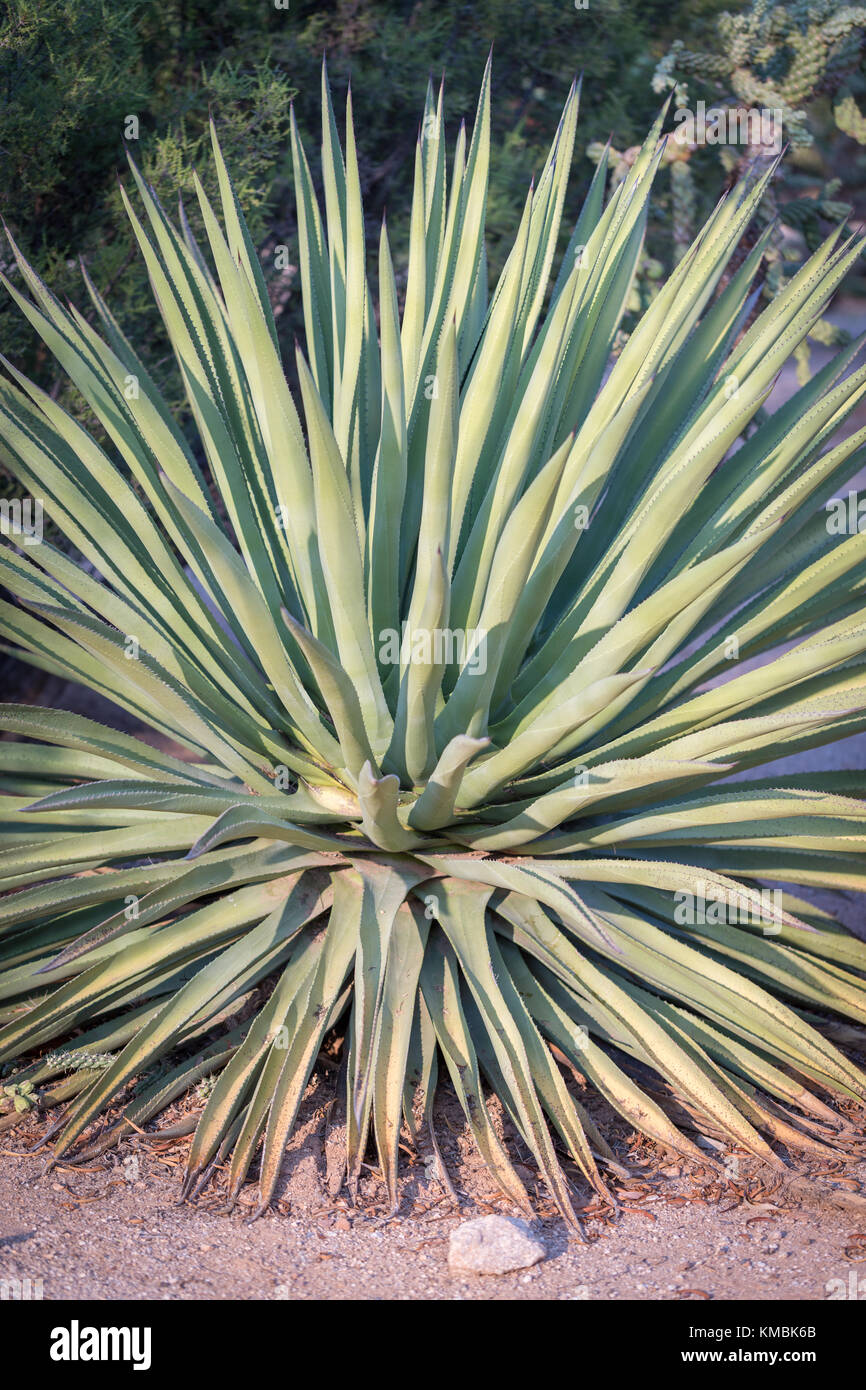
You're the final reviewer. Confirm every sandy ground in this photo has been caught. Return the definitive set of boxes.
[3,1081,866,1301]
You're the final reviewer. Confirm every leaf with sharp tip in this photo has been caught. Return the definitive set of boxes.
[345,858,428,1194]
[42,844,331,975]
[162,474,339,765]
[0,814,213,890]
[366,221,407,647]
[184,928,327,1187]
[52,872,334,1160]
[390,547,450,785]
[400,139,428,408]
[419,925,531,1214]
[209,121,278,346]
[416,854,620,956]
[296,350,393,756]
[408,735,490,831]
[0,873,314,1061]
[427,878,586,1221]
[186,805,355,859]
[494,893,779,1161]
[290,107,333,405]
[255,869,361,1208]
[23,601,276,793]
[372,899,430,1209]
[281,609,377,782]
[0,705,232,787]
[502,942,708,1164]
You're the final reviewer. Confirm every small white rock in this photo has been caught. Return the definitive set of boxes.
[448,1215,547,1275]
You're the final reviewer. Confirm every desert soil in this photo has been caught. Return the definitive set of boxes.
[3,1076,866,1301]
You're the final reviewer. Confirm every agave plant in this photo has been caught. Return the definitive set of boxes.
[2,60,866,1227]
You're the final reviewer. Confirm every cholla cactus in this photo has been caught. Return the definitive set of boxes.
[1,64,866,1225]
[651,2,866,371]
[2,1080,36,1113]
[655,0,866,149]
[835,86,866,141]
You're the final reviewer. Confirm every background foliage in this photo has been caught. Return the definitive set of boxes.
[0,0,727,401]
[0,0,864,432]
